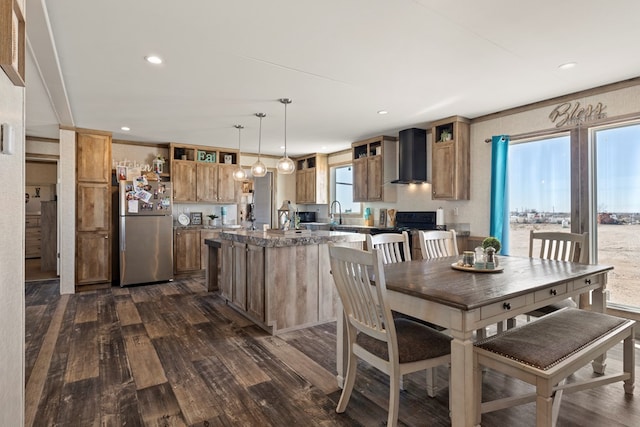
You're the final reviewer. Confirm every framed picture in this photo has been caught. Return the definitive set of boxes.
[379,208,387,227]
[224,154,233,164]
[0,0,25,86]
[116,165,127,181]
[190,212,203,226]
[241,180,253,194]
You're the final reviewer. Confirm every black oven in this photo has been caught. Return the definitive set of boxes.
[369,211,444,256]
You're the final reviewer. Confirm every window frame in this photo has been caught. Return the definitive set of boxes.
[329,161,361,217]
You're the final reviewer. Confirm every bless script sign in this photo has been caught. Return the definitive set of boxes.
[549,101,607,127]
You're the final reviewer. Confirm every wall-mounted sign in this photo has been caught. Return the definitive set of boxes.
[198,150,216,162]
[549,101,607,127]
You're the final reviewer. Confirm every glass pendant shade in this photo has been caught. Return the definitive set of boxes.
[251,160,267,177]
[233,124,247,181]
[276,98,295,175]
[251,113,267,177]
[276,156,295,174]
[233,167,247,181]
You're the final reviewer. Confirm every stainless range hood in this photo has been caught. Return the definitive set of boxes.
[391,128,427,184]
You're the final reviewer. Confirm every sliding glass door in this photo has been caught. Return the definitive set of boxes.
[592,123,640,309]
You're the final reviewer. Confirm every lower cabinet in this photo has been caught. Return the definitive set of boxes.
[76,232,111,285]
[174,229,201,273]
[220,240,265,321]
[219,239,362,335]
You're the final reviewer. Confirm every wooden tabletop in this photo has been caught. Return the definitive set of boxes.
[382,256,613,311]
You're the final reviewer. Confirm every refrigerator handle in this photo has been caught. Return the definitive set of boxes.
[120,220,125,251]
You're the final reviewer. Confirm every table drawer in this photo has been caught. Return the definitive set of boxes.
[534,283,568,303]
[572,274,603,291]
[481,295,528,319]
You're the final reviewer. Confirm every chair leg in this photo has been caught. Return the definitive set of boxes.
[536,393,554,427]
[623,334,635,394]
[388,371,401,427]
[336,351,357,413]
[426,367,437,397]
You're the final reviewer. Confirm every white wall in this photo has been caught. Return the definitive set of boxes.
[59,129,76,294]
[0,70,26,425]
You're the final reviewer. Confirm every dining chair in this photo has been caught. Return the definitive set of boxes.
[329,245,452,427]
[418,229,458,260]
[526,230,589,318]
[366,232,411,264]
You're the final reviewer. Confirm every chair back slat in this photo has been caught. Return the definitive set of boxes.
[366,232,411,264]
[329,245,394,343]
[418,229,458,260]
[529,231,589,264]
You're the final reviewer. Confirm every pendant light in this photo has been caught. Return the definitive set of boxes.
[232,124,247,181]
[276,98,295,174]
[251,113,267,177]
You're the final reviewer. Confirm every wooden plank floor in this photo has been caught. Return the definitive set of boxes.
[25,278,639,426]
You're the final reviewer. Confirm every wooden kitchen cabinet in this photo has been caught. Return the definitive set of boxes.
[431,116,470,200]
[246,243,265,321]
[219,240,265,321]
[174,228,201,273]
[172,161,196,202]
[294,154,328,204]
[232,241,247,310]
[77,132,111,182]
[351,136,397,202]
[25,214,41,259]
[76,130,112,290]
[170,143,239,203]
[216,163,237,203]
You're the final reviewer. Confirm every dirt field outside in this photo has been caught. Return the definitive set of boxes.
[509,223,640,308]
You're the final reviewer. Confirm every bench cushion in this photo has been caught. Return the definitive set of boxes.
[474,308,627,370]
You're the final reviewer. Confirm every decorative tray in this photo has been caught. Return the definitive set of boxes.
[451,262,504,273]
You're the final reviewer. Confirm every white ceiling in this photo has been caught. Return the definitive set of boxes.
[24,0,640,157]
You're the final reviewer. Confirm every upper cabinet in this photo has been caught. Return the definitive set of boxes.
[431,116,470,200]
[169,143,239,203]
[294,154,328,204]
[351,136,397,202]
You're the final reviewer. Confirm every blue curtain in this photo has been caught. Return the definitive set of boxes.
[489,135,510,254]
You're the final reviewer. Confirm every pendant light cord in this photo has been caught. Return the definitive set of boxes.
[284,102,288,157]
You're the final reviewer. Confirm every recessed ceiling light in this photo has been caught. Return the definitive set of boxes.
[121,126,130,131]
[145,55,163,65]
[558,62,576,70]
[377,110,388,115]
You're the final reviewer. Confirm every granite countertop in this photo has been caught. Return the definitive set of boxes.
[173,224,243,230]
[217,229,365,248]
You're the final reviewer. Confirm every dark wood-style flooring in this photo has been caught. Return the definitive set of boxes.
[25,278,639,426]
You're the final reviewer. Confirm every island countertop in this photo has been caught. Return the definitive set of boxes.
[217,229,365,248]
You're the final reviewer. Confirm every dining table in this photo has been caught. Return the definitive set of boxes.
[334,255,613,427]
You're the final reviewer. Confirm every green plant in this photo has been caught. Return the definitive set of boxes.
[207,214,218,220]
[482,236,501,253]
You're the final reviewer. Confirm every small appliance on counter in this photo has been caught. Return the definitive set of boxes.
[119,180,173,286]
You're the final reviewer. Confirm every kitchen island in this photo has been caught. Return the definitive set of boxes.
[214,229,365,335]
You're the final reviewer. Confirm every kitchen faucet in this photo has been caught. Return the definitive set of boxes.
[330,200,343,225]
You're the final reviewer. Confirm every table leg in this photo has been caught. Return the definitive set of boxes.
[591,282,607,374]
[449,331,477,427]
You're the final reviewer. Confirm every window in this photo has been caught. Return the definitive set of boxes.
[331,164,360,214]
[508,135,571,257]
[592,122,640,309]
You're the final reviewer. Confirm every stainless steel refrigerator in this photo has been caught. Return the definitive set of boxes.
[119,180,173,286]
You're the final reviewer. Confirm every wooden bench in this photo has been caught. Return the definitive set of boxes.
[473,308,635,427]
